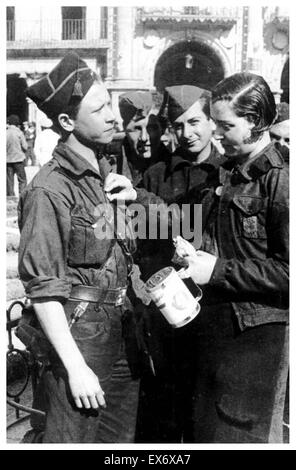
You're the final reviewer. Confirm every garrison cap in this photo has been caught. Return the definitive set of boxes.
[163,85,211,123]
[119,91,153,126]
[26,51,97,118]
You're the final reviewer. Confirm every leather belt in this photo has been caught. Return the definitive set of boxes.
[69,285,127,307]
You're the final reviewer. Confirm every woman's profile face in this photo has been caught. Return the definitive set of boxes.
[211,100,257,157]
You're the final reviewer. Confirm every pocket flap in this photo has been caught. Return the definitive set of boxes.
[71,205,96,226]
[232,196,266,216]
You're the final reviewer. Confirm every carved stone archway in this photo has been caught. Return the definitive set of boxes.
[153,38,228,92]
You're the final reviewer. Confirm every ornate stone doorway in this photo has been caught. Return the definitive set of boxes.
[154,40,225,92]
[7,74,28,122]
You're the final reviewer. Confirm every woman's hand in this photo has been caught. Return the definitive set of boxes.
[174,236,217,285]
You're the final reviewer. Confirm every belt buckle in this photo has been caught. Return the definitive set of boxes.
[115,287,127,307]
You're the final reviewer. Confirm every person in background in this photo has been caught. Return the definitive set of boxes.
[135,85,223,443]
[269,102,289,163]
[34,116,59,166]
[139,84,223,281]
[118,91,170,185]
[176,72,289,443]
[142,85,222,207]
[6,114,28,196]
[18,51,141,443]
[23,121,37,166]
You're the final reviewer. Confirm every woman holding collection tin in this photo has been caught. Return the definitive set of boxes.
[175,72,289,443]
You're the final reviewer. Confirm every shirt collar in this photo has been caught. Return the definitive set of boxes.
[169,143,223,173]
[221,142,284,182]
[52,142,112,179]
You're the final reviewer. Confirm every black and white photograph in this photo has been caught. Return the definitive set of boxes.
[5,1,291,450]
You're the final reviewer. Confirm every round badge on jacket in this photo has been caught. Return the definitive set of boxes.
[215,185,223,196]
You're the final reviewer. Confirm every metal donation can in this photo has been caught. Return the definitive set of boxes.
[145,266,202,328]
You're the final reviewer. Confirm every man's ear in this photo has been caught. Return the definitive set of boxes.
[57,113,75,133]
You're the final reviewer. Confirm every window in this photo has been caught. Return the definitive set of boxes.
[183,7,198,15]
[7,6,15,41]
[62,6,86,40]
[100,7,108,39]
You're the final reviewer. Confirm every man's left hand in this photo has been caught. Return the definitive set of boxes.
[104,173,137,202]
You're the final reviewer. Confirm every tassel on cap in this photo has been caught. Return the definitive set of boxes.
[72,74,83,97]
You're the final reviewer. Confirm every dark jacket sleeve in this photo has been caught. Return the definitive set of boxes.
[18,187,72,301]
[135,186,166,207]
[133,184,177,281]
[141,165,156,193]
[206,166,289,308]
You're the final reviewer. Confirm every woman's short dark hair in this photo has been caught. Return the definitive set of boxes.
[212,73,276,134]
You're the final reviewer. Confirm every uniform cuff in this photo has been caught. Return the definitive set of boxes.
[25,276,72,301]
[208,258,228,286]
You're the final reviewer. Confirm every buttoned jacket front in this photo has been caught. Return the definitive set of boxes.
[199,142,289,330]
[142,144,223,205]
[18,142,135,302]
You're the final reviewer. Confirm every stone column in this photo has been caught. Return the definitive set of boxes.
[115,7,134,82]
[26,97,37,124]
[246,5,264,74]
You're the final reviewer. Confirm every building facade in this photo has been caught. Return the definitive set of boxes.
[7,5,289,129]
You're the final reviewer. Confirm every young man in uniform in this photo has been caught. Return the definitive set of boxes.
[18,52,141,443]
[117,91,170,185]
[142,85,222,205]
[135,85,224,442]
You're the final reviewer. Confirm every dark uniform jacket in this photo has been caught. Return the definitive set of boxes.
[196,142,289,331]
[18,142,135,302]
[135,144,223,280]
[142,143,223,204]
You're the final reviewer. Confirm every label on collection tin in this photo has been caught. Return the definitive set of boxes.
[146,267,202,328]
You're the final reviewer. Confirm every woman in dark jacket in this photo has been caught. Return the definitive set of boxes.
[175,73,289,443]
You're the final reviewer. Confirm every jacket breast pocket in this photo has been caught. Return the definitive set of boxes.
[68,206,113,267]
[232,196,267,239]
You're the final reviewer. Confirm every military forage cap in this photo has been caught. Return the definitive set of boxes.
[119,91,153,126]
[164,85,211,123]
[26,51,97,118]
